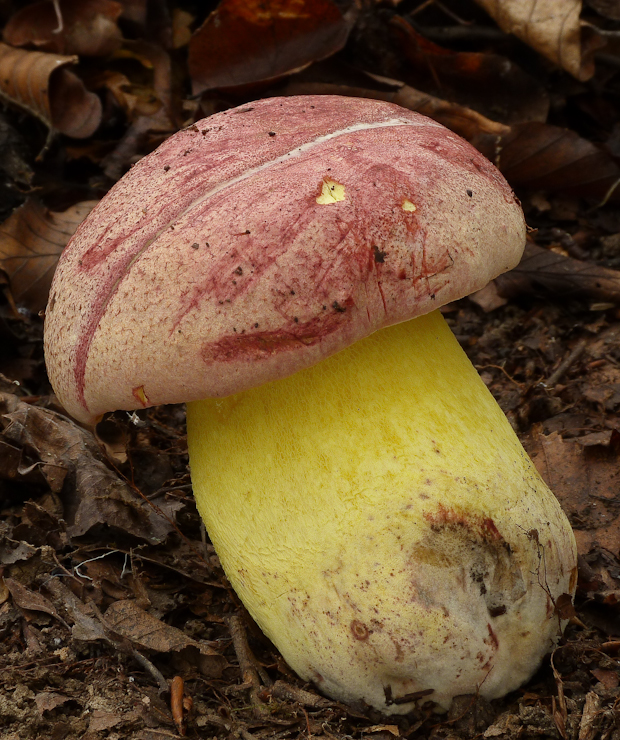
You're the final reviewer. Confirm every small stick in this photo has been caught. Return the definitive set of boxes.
[543,339,587,388]
[225,614,270,716]
[132,649,169,694]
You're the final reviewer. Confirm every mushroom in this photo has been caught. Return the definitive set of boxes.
[44,96,577,713]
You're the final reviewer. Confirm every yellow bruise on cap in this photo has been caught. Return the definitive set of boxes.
[316,178,345,204]
[402,199,416,212]
[132,384,149,407]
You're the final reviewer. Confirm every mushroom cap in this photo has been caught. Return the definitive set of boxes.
[44,95,526,425]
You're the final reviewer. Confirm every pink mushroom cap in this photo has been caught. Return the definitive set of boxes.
[44,95,526,425]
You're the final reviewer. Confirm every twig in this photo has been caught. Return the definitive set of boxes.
[225,614,270,717]
[542,339,587,388]
[270,680,331,708]
[132,649,169,694]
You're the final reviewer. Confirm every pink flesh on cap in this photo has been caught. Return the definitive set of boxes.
[44,95,526,424]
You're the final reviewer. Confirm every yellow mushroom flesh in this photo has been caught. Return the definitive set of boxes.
[187,310,577,713]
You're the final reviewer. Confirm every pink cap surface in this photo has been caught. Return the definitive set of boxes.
[44,95,526,424]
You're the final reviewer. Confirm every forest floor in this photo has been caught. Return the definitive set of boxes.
[0,0,619,738]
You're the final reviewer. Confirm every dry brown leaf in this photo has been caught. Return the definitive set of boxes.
[0,198,97,313]
[390,16,549,125]
[0,42,102,138]
[34,692,73,715]
[495,243,620,304]
[105,599,226,676]
[93,70,162,120]
[188,0,351,94]
[101,40,179,179]
[105,599,201,653]
[499,122,620,199]
[590,668,619,689]
[578,691,602,740]
[3,0,123,58]
[0,392,180,543]
[473,0,603,81]
[527,431,620,555]
[4,576,69,627]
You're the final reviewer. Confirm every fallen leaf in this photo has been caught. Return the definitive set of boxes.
[188,0,351,94]
[87,709,127,732]
[93,70,162,120]
[0,392,180,542]
[578,691,601,740]
[527,430,620,555]
[0,198,97,313]
[3,0,123,57]
[105,598,198,652]
[4,577,69,627]
[104,599,226,676]
[0,539,37,566]
[590,668,619,689]
[499,122,620,200]
[0,42,102,138]
[473,0,603,81]
[495,243,620,304]
[101,40,179,180]
[390,16,549,124]
[45,577,108,642]
[34,692,74,715]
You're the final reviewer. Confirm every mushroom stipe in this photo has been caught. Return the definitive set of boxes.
[44,96,577,714]
[187,310,576,713]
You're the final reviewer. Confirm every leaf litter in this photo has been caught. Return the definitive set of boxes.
[0,0,619,738]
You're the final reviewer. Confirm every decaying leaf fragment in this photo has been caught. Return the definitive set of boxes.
[495,243,620,304]
[0,198,97,312]
[390,15,550,125]
[104,598,226,678]
[0,392,181,542]
[0,42,102,138]
[473,0,603,81]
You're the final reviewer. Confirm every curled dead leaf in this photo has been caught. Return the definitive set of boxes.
[473,0,604,81]
[3,0,123,58]
[34,692,74,716]
[495,242,620,304]
[0,198,97,313]
[0,42,102,138]
[188,0,351,94]
[499,122,620,199]
[4,576,70,628]
[390,15,549,125]
[0,392,181,543]
[104,599,226,677]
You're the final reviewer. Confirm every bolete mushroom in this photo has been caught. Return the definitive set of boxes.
[44,96,577,713]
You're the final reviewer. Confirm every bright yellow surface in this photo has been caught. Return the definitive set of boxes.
[187,310,576,712]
